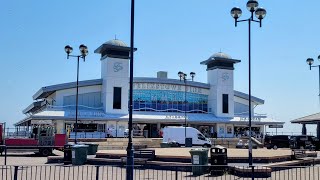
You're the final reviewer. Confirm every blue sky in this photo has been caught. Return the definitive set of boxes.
[1,1,320,134]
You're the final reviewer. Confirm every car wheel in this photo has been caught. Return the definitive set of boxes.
[273,145,278,150]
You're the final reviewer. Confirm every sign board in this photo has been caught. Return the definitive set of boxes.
[269,125,283,128]
[193,155,200,164]
[165,115,188,120]
[31,120,53,125]
[65,111,105,117]
[133,82,209,95]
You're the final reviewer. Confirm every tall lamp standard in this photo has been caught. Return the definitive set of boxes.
[178,71,195,147]
[230,0,267,166]
[306,57,320,137]
[64,44,88,144]
[126,0,135,179]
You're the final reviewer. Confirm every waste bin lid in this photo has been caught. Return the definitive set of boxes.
[72,144,89,148]
[214,145,226,149]
[190,148,208,152]
[80,142,98,145]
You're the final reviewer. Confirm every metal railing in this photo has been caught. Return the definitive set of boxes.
[4,128,31,138]
[69,131,107,139]
[266,132,316,136]
[0,165,319,179]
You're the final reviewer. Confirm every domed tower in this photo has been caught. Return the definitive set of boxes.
[94,39,137,114]
[200,52,241,117]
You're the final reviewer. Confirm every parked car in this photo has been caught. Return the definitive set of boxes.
[264,135,290,149]
[289,135,320,150]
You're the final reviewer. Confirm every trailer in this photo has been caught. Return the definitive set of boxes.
[0,123,67,156]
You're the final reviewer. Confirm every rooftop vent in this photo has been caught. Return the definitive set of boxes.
[157,71,168,79]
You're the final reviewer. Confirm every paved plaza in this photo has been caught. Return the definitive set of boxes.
[98,147,295,158]
[0,148,315,166]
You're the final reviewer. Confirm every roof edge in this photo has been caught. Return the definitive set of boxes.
[234,90,265,105]
[33,79,103,100]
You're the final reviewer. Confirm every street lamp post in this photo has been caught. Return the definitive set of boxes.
[306,57,320,138]
[178,71,195,147]
[230,0,267,167]
[126,0,135,179]
[306,57,320,96]
[64,44,88,144]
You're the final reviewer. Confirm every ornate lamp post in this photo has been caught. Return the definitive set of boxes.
[178,71,195,147]
[230,0,267,166]
[64,44,88,144]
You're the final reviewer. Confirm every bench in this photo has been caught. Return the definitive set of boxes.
[120,157,148,165]
[120,150,155,166]
[133,144,147,149]
[134,149,156,160]
[291,149,307,159]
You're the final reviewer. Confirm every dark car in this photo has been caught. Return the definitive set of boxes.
[289,135,320,150]
[264,135,290,149]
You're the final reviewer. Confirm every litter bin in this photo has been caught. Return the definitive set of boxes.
[189,148,209,176]
[85,143,99,155]
[64,144,72,165]
[210,145,227,175]
[72,144,88,165]
[185,138,193,147]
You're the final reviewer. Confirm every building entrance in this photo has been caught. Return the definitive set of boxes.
[234,126,262,138]
[143,124,159,138]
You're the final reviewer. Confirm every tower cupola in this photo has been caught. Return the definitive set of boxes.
[200,52,240,70]
[94,39,136,60]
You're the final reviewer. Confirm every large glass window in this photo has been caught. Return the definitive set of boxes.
[132,89,208,113]
[222,94,229,113]
[113,87,122,109]
[63,92,102,109]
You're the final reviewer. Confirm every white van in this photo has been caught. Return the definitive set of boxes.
[162,127,211,147]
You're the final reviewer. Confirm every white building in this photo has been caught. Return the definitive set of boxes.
[16,39,283,138]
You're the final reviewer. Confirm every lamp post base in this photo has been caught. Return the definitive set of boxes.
[126,144,134,180]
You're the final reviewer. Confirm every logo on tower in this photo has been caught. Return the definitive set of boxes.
[113,62,123,72]
[221,73,229,81]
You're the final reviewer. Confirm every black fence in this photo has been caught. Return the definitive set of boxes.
[0,165,319,180]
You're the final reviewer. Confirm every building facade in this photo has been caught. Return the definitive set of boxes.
[16,39,284,138]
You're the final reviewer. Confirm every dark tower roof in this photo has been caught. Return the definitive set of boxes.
[200,52,241,70]
[94,39,137,60]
